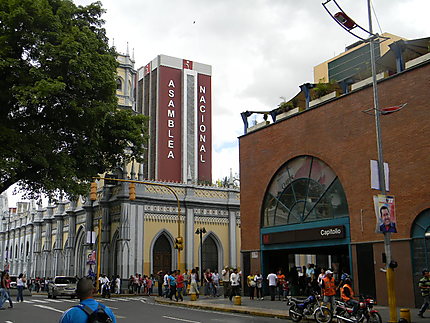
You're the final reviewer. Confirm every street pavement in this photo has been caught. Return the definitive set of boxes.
[156,293,430,322]
[0,293,282,322]
[1,292,429,322]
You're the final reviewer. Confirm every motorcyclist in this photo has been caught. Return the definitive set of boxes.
[340,278,359,321]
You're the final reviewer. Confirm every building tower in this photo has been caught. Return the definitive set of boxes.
[116,50,136,111]
[137,55,212,183]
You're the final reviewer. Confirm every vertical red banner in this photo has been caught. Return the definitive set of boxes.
[197,74,212,182]
[157,66,182,182]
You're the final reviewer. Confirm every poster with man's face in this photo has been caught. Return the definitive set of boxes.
[374,195,397,233]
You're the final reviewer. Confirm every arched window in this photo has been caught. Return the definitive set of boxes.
[262,155,348,227]
[116,78,122,90]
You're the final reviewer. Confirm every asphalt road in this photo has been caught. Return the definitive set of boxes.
[0,295,284,323]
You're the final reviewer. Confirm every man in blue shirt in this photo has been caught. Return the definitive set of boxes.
[59,277,116,323]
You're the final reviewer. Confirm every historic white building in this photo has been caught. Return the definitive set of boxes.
[0,177,240,279]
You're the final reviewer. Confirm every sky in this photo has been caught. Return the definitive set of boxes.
[6,0,430,206]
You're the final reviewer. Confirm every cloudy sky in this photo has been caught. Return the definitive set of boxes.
[6,0,430,206]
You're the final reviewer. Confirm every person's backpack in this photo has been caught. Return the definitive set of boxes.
[76,304,113,323]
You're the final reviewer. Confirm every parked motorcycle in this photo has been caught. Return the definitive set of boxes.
[334,296,382,323]
[288,292,333,323]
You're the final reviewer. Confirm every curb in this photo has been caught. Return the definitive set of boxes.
[154,297,291,320]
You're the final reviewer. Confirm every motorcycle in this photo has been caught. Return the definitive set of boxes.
[288,292,333,323]
[334,296,382,323]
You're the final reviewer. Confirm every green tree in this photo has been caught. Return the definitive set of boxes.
[0,0,148,198]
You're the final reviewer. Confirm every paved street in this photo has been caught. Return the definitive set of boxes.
[0,295,283,323]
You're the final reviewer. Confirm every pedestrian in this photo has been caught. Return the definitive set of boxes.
[182,270,189,296]
[16,273,26,302]
[157,271,164,296]
[176,270,184,301]
[276,270,285,300]
[418,268,430,318]
[321,270,336,310]
[204,268,213,296]
[115,275,121,294]
[254,271,264,300]
[168,271,178,301]
[212,270,220,297]
[189,268,199,297]
[163,271,170,297]
[267,270,277,301]
[147,275,153,295]
[59,277,116,323]
[247,272,255,300]
[229,268,240,301]
[1,272,13,308]
[221,266,231,298]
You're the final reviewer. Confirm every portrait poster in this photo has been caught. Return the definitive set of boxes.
[87,250,96,265]
[373,194,397,233]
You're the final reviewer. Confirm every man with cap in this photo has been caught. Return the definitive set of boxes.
[418,269,430,318]
[321,270,336,310]
[59,277,116,322]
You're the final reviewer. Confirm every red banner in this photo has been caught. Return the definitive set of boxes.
[197,74,212,182]
[157,66,182,182]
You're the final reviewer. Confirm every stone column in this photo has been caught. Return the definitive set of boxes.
[228,210,237,268]
[54,200,65,275]
[65,200,77,276]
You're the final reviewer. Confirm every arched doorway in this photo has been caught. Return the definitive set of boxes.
[202,235,218,272]
[411,209,430,306]
[74,227,86,278]
[153,234,172,274]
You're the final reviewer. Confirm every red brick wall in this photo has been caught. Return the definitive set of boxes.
[239,63,430,305]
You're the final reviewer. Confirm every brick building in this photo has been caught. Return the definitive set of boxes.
[239,37,430,307]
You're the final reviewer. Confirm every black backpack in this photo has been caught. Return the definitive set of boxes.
[76,304,113,323]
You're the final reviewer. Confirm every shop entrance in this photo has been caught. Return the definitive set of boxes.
[262,244,350,296]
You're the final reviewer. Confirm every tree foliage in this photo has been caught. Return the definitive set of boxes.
[0,0,148,198]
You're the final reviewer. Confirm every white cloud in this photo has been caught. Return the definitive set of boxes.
[7,0,430,205]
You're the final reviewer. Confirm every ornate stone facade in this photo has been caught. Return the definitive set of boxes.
[0,180,240,279]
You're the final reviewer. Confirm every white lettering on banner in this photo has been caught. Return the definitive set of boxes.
[167,110,175,118]
[320,228,342,236]
[198,85,208,165]
[167,79,176,159]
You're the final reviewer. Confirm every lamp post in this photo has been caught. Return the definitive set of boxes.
[322,1,396,321]
[195,227,206,285]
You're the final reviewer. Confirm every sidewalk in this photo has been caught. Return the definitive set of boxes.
[155,294,429,322]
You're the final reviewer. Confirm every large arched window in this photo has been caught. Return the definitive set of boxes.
[262,155,348,227]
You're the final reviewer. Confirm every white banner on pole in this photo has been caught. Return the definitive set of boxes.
[86,231,96,244]
[370,160,389,191]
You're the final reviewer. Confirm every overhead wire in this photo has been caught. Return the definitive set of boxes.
[370,0,383,34]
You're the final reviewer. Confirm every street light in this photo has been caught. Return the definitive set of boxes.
[195,227,206,285]
[322,1,396,321]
